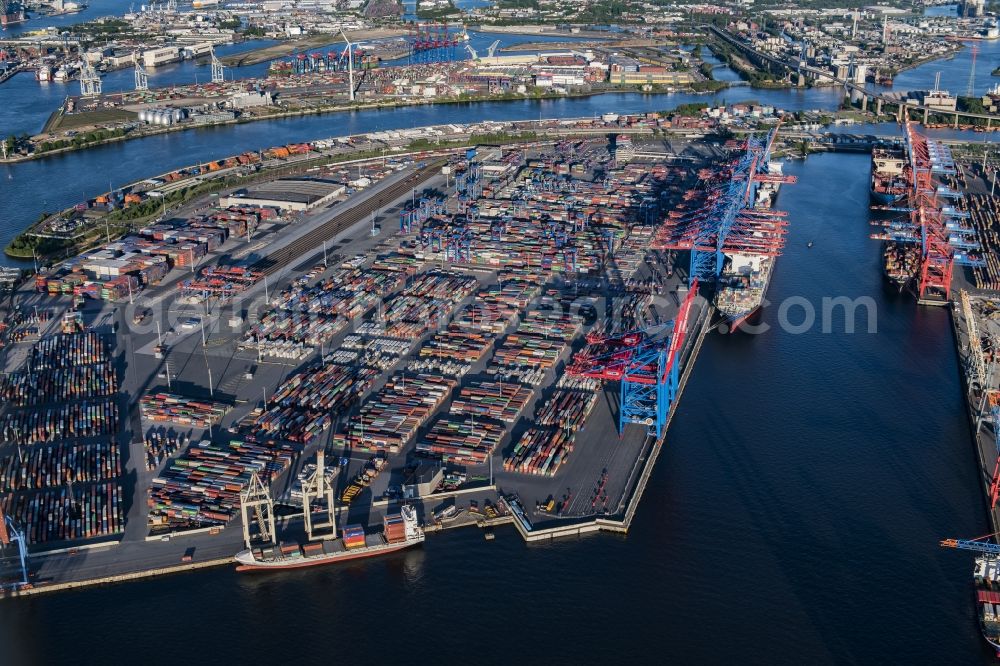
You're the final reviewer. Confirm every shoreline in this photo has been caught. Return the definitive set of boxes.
[5,119,671,260]
[218,28,408,67]
[0,86,724,166]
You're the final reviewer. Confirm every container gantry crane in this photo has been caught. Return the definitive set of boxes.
[0,508,29,589]
[902,122,983,303]
[940,534,1000,556]
[652,124,795,285]
[566,282,699,437]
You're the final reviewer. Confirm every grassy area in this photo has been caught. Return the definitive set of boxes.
[48,109,138,132]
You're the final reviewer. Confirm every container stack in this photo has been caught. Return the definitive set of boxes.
[504,427,575,477]
[378,294,453,338]
[516,311,582,340]
[1,482,124,544]
[31,332,108,370]
[147,440,294,529]
[402,270,479,302]
[344,334,413,371]
[535,389,597,431]
[144,429,188,471]
[370,252,424,275]
[0,331,126,544]
[0,441,121,491]
[177,266,263,303]
[0,363,118,406]
[241,311,347,358]
[418,328,496,361]
[449,381,533,422]
[383,513,406,543]
[241,264,409,358]
[140,393,229,428]
[335,373,457,453]
[0,401,119,445]
[255,363,379,444]
[491,334,566,370]
[342,524,366,549]
[419,415,506,464]
[485,364,546,387]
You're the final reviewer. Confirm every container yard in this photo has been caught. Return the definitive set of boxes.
[0,131,723,596]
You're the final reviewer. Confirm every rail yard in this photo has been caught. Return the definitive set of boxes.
[0,115,802,594]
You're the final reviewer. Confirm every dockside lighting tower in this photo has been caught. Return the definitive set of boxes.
[338,27,354,102]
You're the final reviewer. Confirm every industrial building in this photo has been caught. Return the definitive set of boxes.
[221,177,346,211]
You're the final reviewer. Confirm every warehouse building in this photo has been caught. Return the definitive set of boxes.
[221,177,346,211]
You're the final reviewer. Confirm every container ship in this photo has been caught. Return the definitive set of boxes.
[0,0,27,27]
[234,505,424,571]
[973,555,1000,655]
[870,144,908,205]
[713,162,783,333]
[882,242,918,291]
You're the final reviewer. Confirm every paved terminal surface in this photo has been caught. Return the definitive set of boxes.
[0,139,719,593]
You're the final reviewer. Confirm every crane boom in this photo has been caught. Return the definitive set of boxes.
[940,537,1000,555]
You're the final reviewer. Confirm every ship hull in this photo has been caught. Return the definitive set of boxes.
[984,631,1000,656]
[725,302,763,334]
[870,188,904,205]
[235,537,423,572]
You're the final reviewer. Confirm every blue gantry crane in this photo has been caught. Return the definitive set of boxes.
[566,282,699,437]
[0,510,28,589]
[940,535,1000,556]
[653,124,795,286]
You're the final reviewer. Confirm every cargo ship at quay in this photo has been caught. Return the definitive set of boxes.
[713,162,787,334]
[870,144,909,206]
[939,539,1000,656]
[869,142,917,292]
[0,120,795,597]
[235,506,424,572]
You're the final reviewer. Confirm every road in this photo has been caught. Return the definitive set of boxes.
[250,159,446,276]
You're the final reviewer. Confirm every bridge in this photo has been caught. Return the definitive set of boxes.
[709,25,1000,128]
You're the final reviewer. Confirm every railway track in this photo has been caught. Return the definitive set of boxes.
[250,159,445,276]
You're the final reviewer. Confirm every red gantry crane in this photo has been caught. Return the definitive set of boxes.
[870,122,983,303]
[651,123,796,285]
[567,282,699,438]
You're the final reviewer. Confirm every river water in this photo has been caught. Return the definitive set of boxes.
[0,9,995,663]
[2,27,998,270]
[0,149,991,664]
